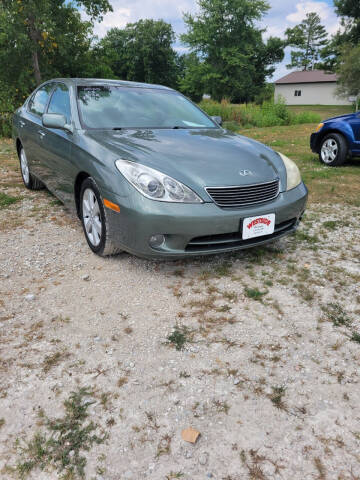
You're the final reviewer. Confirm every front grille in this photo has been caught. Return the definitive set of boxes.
[205,179,280,208]
[185,218,297,252]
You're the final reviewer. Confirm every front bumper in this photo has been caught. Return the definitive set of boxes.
[101,182,308,259]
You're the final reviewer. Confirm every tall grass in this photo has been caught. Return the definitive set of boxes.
[199,99,321,130]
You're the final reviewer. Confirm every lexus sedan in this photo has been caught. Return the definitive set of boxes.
[13,78,307,258]
[310,111,360,166]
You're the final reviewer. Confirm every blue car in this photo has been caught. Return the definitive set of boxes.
[310,111,360,166]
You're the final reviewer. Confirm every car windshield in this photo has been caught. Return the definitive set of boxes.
[77,85,216,130]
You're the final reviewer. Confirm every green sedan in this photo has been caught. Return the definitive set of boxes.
[13,78,307,258]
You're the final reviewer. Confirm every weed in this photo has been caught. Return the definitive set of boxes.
[166,472,184,479]
[156,434,172,458]
[322,220,337,231]
[244,287,267,301]
[0,192,20,209]
[167,325,191,351]
[15,388,106,479]
[213,399,230,415]
[0,418,4,429]
[295,230,319,244]
[214,261,233,277]
[322,303,351,327]
[43,350,70,373]
[269,386,287,410]
[350,331,360,344]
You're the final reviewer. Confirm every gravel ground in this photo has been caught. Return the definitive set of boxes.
[1,164,360,479]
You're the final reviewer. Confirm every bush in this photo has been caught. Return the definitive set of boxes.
[0,113,12,137]
[199,98,321,129]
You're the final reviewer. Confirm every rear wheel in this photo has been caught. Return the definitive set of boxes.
[19,146,44,189]
[80,177,122,256]
[319,133,348,167]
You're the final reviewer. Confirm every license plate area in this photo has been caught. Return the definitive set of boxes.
[242,214,275,240]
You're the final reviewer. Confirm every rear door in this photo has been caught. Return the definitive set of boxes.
[20,83,54,180]
[41,83,75,203]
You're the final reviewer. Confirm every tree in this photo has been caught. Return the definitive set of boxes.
[180,0,284,102]
[0,0,112,86]
[98,20,179,88]
[334,0,360,44]
[336,44,360,111]
[285,12,328,71]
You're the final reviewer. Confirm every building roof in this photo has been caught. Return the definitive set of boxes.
[275,70,338,85]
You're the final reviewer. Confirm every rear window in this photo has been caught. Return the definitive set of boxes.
[28,84,53,116]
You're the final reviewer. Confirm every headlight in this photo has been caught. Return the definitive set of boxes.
[277,152,302,191]
[315,122,324,132]
[115,159,203,203]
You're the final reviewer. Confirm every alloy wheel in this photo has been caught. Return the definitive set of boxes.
[20,149,30,184]
[321,138,338,164]
[82,188,102,247]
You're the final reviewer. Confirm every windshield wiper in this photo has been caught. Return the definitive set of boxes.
[172,125,187,129]
[112,127,123,130]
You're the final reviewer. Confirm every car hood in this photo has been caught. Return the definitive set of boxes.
[325,113,357,122]
[85,128,287,195]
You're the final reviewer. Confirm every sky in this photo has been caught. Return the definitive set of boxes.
[89,0,341,81]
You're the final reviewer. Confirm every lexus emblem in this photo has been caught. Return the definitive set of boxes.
[239,169,254,176]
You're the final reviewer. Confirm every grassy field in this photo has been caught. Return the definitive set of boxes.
[237,116,360,207]
[287,104,354,120]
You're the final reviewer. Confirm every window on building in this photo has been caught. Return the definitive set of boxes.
[294,90,302,97]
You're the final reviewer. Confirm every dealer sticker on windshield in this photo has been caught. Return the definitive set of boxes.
[242,214,275,240]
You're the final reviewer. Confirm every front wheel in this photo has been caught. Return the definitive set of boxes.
[319,133,348,167]
[80,177,122,256]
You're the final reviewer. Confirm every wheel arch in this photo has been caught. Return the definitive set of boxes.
[74,171,91,217]
[15,138,22,156]
[317,129,349,150]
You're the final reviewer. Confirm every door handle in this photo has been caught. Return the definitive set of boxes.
[38,130,46,139]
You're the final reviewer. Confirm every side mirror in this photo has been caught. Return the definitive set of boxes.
[42,113,73,133]
[211,115,222,126]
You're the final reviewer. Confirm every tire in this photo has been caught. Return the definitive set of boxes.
[19,146,44,190]
[80,177,122,256]
[319,133,348,167]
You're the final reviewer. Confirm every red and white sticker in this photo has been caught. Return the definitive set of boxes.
[242,213,275,240]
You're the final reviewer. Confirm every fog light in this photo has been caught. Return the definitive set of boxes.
[149,234,165,248]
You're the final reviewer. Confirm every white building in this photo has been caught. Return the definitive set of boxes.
[274,70,351,106]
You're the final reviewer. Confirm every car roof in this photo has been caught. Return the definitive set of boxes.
[47,78,174,91]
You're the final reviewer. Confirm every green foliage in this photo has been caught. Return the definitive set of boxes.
[167,325,191,351]
[15,388,107,479]
[334,0,360,44]
[181,0,284,102]
[0,0,112,104]
[199,98,321,129]
[0,192,20,209]
[98,20,179,87]
[336,44,360,111]
[244,287,267,301]
[322,303,352,327]
[350,331,360,344]
[285,12,328,70]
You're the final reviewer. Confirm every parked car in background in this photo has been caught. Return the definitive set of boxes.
[13,78,307,258]
[310,111,360,166]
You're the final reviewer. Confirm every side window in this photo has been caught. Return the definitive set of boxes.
[28,84,53,116]
[47,84,71,123]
